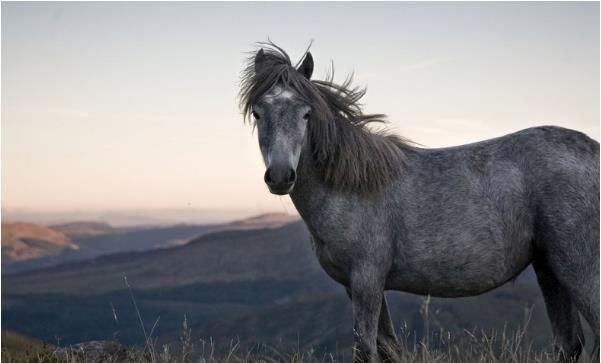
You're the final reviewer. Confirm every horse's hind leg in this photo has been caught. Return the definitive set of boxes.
[561,260,600,362]
[533,260,584,362]
[537,219,599,360]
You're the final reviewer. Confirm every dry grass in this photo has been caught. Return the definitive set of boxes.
[4,323,590,363]
[3,284,595,363]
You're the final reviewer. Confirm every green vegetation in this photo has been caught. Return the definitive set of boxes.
[1,330,56,363]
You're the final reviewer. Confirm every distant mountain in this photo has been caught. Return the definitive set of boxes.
[1,208,273,227]
[1,222,79,262]
[226,212,299,229]
[50,221,117,238]
[2,217,558,354]
[4,221,316,294]
[1,222,214,275]
[2,213,300,275]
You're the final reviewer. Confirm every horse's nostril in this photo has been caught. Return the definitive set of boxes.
[264,168,274,185]
[264,167,295,187]
[287,169,296,184]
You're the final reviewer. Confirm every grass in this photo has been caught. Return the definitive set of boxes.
[1,330,56,363]
[2,320,585,363]
[2,279,595,363]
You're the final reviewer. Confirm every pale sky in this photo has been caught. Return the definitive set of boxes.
[2,2,599,215]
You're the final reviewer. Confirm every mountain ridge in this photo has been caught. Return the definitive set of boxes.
[2,212,300,275]
[1,222,79,262]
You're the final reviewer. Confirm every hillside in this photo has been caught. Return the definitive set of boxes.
[2,222,214,275]
[51,221,117,238]
[1,217,561,355]
[226,212,299,228]
[0,330,54,361]
[3,213,301,275]
[4,221,316,294]
[1,222,78,262]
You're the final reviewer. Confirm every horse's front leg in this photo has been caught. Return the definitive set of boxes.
[377,295,400,361]
[345,289,400,361]
[349,266,385,363]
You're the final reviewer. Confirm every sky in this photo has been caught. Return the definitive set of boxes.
[2,2,599,217]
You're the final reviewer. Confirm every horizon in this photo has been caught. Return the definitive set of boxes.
[1,206,294,227]
[2,2,599,214]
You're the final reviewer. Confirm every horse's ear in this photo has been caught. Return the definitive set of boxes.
[255,49,267,74]
[297,52,313,79]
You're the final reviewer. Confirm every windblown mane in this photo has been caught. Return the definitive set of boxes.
[239,42,412,194]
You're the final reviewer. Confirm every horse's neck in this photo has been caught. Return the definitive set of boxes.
[288,150,331,223]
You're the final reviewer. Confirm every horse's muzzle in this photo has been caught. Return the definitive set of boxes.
[264,166,296,195]
[266,183,295,195]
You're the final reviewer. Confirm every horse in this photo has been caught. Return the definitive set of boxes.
[239,43,600,362]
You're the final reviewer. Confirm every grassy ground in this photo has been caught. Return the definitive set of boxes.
[1,330,55,363]
[3,311,595,363]
[0,334,587,363]
[3,285,594,362]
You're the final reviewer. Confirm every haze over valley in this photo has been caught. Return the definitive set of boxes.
[2,212,572,356]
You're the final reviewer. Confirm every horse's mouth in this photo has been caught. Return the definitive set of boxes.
[267,183,295,195]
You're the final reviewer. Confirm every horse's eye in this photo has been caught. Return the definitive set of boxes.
[252,111,260,120]
[303,112,311,121]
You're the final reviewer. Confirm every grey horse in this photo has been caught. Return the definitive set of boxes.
[239,43,600,362]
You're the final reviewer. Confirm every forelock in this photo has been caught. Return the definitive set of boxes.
[239,41,414,194]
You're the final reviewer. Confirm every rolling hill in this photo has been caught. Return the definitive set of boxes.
[4,221,316,295]
[2,222,214,275]
[50,221,117,238]
[1,222,79,262]
[0,330,54,361]
[2,216,562,356]
[2,213,300,275]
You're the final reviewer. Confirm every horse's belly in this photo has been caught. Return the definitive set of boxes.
[386,267,518,297]
[387,240,533,297]
[391,188,535,296]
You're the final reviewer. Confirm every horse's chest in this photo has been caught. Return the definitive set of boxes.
[311,236,352,286]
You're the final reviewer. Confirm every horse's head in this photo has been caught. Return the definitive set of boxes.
[251,49,314,195]
[242,43,408,196]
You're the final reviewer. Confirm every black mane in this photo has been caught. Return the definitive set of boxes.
[239,42,412,193]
